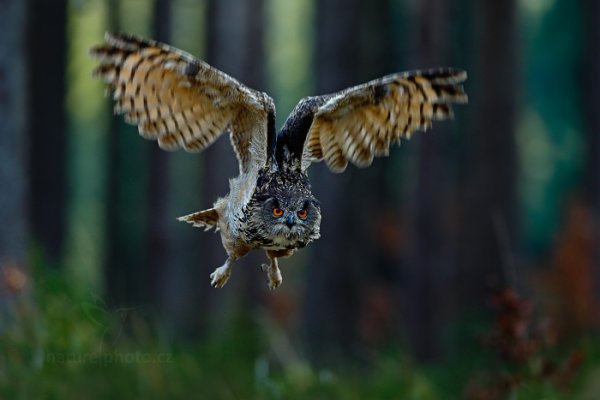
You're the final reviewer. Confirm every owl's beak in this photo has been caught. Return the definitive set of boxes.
[285,214,295,228]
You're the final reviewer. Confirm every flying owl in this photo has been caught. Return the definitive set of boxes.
[90,33,468,290]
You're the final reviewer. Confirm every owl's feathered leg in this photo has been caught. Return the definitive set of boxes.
[210,225,252,288]
[210,257,235,288]
[261,249,295,290]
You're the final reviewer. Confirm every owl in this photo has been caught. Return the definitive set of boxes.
[90,33,468,290]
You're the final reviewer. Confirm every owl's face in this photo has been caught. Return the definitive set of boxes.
[258,194,321,247]
[246,168,321,249]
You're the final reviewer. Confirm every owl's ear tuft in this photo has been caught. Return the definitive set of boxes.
[307,198,321,209]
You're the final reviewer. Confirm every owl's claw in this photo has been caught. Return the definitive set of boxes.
[261,263,282,290]
[210,264,231,288]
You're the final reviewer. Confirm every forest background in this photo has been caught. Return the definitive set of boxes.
[1,0,600,398]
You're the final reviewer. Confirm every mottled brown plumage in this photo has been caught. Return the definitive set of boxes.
[90,32,468,289]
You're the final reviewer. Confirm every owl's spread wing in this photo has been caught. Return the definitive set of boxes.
[90,32,276,173]
[295,68,468,172]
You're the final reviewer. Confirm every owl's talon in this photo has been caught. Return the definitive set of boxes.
[268,276,282,290]
[266,267,282,290]
[210,264,231,288]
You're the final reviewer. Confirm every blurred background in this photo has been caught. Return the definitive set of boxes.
[1,0,600,398]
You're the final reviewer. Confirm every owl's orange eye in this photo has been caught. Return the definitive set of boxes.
[272,207,284,217]
[297,209,308,219]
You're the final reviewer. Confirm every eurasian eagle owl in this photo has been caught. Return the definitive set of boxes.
[90,33,468,290]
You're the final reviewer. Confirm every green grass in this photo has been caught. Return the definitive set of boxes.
[1,269,599,400]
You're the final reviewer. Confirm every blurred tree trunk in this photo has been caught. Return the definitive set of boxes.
[0,0,29,327]
[303,0,394,363]
[353,0,397,357]
[303,0,361,363]
[201,0,266,326]
[583,0,600,316]
[406,0,458,362]
[146,0,172,314]
[104,0,151,306]
[26,0,67,266]
[149,0,205,338]
[459,0,517,307]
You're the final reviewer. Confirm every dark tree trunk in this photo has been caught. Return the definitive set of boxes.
[26,0,67,266]
[104,0,150,306]
[303,0,394,364]
[0,0,29,327]
[583,0,600,318]
[406,0,459,362]
[302,0,361,363]
[148,0,206,338]
[146,0,172,313]
[459,0,518,308]
[105,0,120,305]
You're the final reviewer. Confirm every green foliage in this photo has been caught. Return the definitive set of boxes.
[1,269,598,399]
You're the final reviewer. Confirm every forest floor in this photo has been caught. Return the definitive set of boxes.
[2,267,600,400]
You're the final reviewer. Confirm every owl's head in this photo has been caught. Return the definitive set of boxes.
[247,168,321,249]
[257,193,321,246]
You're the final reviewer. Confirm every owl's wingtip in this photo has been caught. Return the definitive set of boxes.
[104,31,132,42]
[103,31,125,46]
[102,31,153,51]
[455,69,467,82]
[89,32,131,58]
[437,67,468,84]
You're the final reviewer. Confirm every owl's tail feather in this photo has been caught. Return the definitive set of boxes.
[177,208,219,232]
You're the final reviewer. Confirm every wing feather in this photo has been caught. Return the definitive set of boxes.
[301,68,467,172]
[90,32,275,173]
